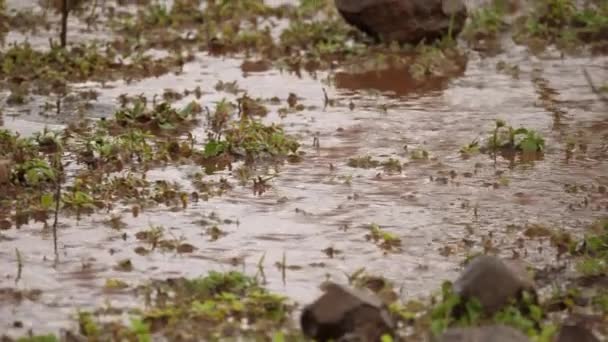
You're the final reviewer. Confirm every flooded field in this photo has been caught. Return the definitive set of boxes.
[0,0,607,340]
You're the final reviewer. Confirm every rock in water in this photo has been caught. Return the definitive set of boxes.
[436,325,531,342]
[453,255,534,315]
[334,0,467,44]
[300,282,395,341]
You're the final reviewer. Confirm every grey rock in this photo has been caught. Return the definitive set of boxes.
[436,325,531,342]
[335,0,467,44]
[453,255,535,315]
[300,282,395,342]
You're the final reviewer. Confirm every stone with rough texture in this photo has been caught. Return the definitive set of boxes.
[436,325,531,342]
[555,324,599,342]
[453,255,534,315]
[335,0,467,44]
[300,282,395,342]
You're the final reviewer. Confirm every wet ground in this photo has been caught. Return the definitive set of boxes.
[1,0,607,337]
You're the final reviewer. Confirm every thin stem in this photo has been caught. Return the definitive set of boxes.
[52,154,62,258]
[60,0,69,48]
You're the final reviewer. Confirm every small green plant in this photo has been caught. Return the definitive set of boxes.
[514,0,608,49]
[62,190,95,211]
[114,100,200,131]
[486,120,545,154]
[78,311,100,337]
[463,4,507,41]
[429,282,553,340]
[366,223,402,251]
[576,257,607,277]
[381,158,402,173]
[460,140,480,157]
[13,158,56,186]
[33,128,63,152]
[347,155,380,169]
[136,225,165,250]
[129,318,151,342]
[203,117,299,162]
[410,148,430,160]
[104,278,129,290]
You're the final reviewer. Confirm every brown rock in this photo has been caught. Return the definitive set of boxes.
[453,255,535,315]
[335,0,467,44]
[300,282,395,342]
[555,324,599,342]
[436,325,531,342]
[0,159,12,184]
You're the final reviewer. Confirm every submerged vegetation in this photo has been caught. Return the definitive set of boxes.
[0,42,189,101]
[462,0,608,53]
[0,96,300,231]
[514,0,608,51]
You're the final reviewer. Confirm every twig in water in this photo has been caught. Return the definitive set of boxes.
[255,252,266,284]
[281,251,286,284]
[52,153,62,258]
[15,248,23,284]
[60,0,69,48]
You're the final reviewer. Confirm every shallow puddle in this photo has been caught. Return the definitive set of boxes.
[1,1,608,337]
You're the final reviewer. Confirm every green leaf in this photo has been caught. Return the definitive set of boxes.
[513,127,529,135]
[180,101,195,118]
[41,193,55,209]
[381,334,394,342]
[204,140,227,158]
[158,122,174,130]
[272,332,286,342]
[519,138,539,153]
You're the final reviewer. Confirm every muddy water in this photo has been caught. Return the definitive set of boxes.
[2,15,608,341]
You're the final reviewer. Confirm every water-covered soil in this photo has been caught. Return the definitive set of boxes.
[0,0,607,340]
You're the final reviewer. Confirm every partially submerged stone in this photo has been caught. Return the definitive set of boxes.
[436,325,531,342]
[453,255,534,315]
[300,282,395,341]
[334,0,468,44]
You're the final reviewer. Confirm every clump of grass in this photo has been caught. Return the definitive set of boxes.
[366,223,402,251]
[514,0,608,50]
[572,219,608,277]
[484,120,545,154]
[0,42,185,98]
[69,271,297,340]
[113,100,201,132]
[409,44,466,80]
[460,140,480,158]
[279,18,360,58]
[427,282,555,340]
[462,2,508,42]
[12,158,57,187]
[381,158,403,173]
[203,117,299,162]
[347,155,380,169]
